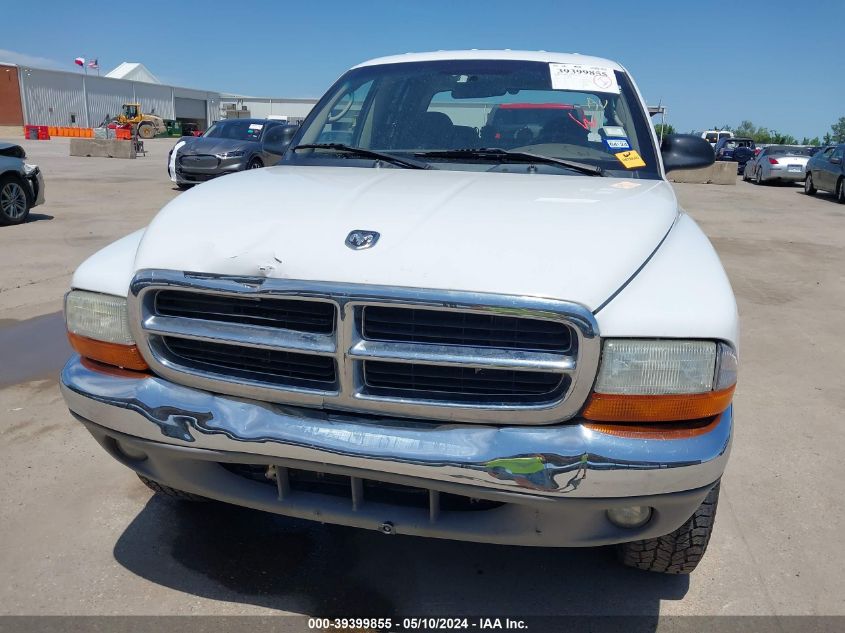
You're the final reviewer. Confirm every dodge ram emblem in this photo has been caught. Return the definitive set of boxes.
[345,230,380,250]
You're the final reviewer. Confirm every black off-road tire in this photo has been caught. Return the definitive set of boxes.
[837,178,845,204]
[137,474,207,501]
[617,482,720,574]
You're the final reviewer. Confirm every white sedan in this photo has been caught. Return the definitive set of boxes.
[743,146,812,184]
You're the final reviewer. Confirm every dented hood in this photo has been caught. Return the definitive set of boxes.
[134,165,678,311]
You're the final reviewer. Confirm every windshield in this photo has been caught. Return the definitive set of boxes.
[287,59,660,179]
[203,120,265,141]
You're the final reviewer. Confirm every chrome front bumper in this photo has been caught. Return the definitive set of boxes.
[62,356,731,546]
[61,354,731,498]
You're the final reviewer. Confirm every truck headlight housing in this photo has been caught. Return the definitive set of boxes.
[65,290,148,371]
[583,339,736,422]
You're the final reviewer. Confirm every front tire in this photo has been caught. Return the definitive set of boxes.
[755,168,764,185]
[0,174,31,225]
[618,482,720,574]
[836,178,845,203]
[805,173,816,195]
[247,158,263,170]
[137,123,155,139]
[137,474,207,501]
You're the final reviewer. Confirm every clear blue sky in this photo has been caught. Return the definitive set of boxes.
[2,0,842,140]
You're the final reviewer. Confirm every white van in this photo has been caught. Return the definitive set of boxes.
[700,130,733,147]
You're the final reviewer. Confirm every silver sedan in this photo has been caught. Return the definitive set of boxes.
[743,146,812,184]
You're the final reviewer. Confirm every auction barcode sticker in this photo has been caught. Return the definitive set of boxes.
[549,63,620,94]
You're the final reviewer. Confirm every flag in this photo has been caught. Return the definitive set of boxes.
[88,59,99,69]
[74,57,85,67]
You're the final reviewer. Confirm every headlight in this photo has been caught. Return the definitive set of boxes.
[23,163,38,176]
[583,339,736,422]
[65,290,148,370]
[216,150,245,158]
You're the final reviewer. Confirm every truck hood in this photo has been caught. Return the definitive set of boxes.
[134,166,678,311]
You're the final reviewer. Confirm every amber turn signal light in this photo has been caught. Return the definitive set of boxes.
[582,385,735,423]
[67,332,149,371]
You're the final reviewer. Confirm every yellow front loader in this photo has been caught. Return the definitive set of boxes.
[116,103,166,139]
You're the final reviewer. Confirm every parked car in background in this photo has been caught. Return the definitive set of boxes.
[167,119,298,188]
[0,142,45,225]
[699,130,733,146]
[714,137,756,174]
[62,50,736,576]
[180,122,203,137]
[804,144,845,202]
[743,145,812,184]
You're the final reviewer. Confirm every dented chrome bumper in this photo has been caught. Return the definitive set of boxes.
[60,355,731,500]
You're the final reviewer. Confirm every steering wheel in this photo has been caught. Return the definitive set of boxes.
[327,93,354,123]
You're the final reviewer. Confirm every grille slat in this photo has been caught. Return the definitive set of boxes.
[363,306,571,352]
[364,361,565,400]
[156,291,335,334]
[162,337,337,387]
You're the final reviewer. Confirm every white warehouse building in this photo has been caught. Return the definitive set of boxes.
[5,61,317,130]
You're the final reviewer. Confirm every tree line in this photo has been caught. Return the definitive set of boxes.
[654,117,845,145]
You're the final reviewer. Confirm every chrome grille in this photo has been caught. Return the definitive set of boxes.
[129,270,601,425]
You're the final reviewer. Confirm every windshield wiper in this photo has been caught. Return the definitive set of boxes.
[291,143,429,170]
[415,148,603,176]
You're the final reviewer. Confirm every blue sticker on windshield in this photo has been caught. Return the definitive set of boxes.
[605,137,631,151]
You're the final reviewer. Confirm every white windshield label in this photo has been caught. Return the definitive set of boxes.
[549,63,620,94]
[249,123,264,130]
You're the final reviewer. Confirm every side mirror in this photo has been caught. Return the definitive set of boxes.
[831,157,842,165]
[661,134,716,173]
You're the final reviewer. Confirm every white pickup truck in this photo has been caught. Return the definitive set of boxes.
[61,51,737,574]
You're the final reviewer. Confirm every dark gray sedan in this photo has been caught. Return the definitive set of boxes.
[0,142,45,225]
[805,144,845,202]
[167,119,298,188]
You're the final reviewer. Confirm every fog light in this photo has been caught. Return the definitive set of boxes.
[115,440,147,462]
[607,505,652,528]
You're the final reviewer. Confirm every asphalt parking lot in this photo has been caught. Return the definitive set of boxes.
[1,137,844,617]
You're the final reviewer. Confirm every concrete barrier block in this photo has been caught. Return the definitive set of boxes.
[69,138,136,159]
[669,161,736,185]
[710,161,737,185]
[669,165,714,184]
